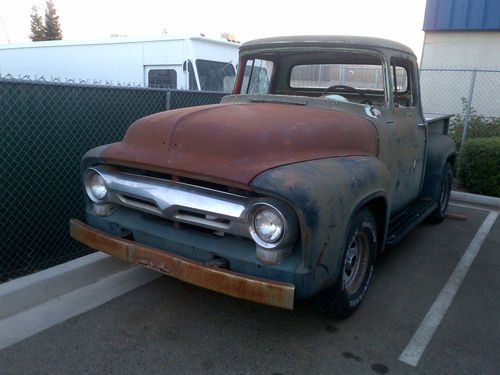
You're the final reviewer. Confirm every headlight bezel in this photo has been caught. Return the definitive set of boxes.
[248,201,297,249]
[84,168,108,203]
[249,203,286,248]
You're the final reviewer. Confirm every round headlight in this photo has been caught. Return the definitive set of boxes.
[85,171,107,202]
[252,206,284,245]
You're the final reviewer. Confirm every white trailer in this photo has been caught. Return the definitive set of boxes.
[0,35,239,92]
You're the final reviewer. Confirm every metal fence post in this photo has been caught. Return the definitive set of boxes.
[461,69,477,147]
[166,90,171,111]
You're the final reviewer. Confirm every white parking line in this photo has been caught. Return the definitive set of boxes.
[0,267,160,351]
[450,202,499,213]
[399,211,498,367]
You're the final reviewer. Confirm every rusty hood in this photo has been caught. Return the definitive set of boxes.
[101,102,378,188]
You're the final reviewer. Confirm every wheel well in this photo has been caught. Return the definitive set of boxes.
[364,197,388,254]
[447,154,457,175]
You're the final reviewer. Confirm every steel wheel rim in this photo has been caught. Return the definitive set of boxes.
[343,230,370,295]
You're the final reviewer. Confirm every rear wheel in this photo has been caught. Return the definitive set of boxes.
[428,162,453,224]
[318,208,377,319]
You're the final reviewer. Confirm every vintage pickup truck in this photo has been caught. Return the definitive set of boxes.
[70,36,455,318]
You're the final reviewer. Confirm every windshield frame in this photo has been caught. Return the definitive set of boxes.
[236,47,392,108]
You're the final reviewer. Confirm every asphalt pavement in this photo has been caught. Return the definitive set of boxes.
[0,203,498,375]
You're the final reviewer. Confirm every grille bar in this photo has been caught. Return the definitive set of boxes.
[89,165,251,234]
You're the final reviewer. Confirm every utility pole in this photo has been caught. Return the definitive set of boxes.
[0,17,11,44]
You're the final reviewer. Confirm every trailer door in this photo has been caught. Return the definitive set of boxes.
[144,65,184,89]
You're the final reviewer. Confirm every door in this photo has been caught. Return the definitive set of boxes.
[389,57,426,212]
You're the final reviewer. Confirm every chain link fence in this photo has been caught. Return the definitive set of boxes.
[0,77,226,282]
[2,69,499,281]
[420,68,500,146]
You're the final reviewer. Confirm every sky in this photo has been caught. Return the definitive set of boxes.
[1,0,428,59]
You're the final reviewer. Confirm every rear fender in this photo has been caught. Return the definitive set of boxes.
[421,135,456,201]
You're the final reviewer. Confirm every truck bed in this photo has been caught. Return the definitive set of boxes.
[425,114,453,135]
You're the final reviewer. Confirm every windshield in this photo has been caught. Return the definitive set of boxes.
[195,59,236,92]
[237,50,388,106]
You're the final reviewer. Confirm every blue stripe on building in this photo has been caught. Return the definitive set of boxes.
[424,0,500,31]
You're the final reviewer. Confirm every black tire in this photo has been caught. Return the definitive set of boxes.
[317,208,377,319]
[427,162,453,224]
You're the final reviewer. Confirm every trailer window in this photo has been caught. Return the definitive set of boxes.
[195,59,236,92]
[148,69,177,89]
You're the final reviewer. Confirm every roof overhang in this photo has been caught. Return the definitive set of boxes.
[240,35,416,57]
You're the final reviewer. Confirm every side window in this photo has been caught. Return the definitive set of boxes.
[390,58,414,107]
[148,69,177,89]
[241,59,273,95]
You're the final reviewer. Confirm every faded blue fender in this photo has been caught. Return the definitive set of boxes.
[251,156,391,296]
[421,134,456,201]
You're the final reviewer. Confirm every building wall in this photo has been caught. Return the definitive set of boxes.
[421,31,500,69]
[418,1,500,117]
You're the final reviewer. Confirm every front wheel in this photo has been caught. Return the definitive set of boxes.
[427,162,453,224]
[317,208,377,319]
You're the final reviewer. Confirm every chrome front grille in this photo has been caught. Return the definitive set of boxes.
[88,165,253,237]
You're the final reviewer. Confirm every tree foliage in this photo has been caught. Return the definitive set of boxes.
[30,6,46,41]
[449,97,500,149]
[29,1,63,42]
[458,137,500,197]
[44,0,63,40]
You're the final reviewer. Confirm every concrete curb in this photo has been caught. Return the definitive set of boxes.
[0,252,131,320]
[451,190,500,209]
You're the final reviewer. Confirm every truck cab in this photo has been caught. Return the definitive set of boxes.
[70,36,456,318]
[234,36,429,213]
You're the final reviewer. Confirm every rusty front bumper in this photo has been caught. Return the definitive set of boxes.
[69,219,295,309]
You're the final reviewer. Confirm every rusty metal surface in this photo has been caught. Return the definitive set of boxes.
[69,219,295,309]
[251,156,391,296]
[101,102,377,188]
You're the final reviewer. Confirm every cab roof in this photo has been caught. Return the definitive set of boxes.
[241,35,415,56]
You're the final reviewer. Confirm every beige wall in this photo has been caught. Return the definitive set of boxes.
[421,31,500,69]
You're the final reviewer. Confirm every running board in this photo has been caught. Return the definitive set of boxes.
[386,199,437,246]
